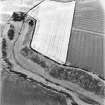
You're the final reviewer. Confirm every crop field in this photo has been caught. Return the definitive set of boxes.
[0,0,105,105]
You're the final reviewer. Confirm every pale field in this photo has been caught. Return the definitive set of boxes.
[0,1,105,105]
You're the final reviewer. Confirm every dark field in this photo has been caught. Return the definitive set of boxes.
[1,70,67,105]
[0,1,105,105]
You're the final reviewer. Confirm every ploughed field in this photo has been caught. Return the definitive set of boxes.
[0,0,105,105]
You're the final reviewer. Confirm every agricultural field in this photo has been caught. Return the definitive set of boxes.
[0,0,105,105]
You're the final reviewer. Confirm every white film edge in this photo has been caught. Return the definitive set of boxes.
[29,0,76,64]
